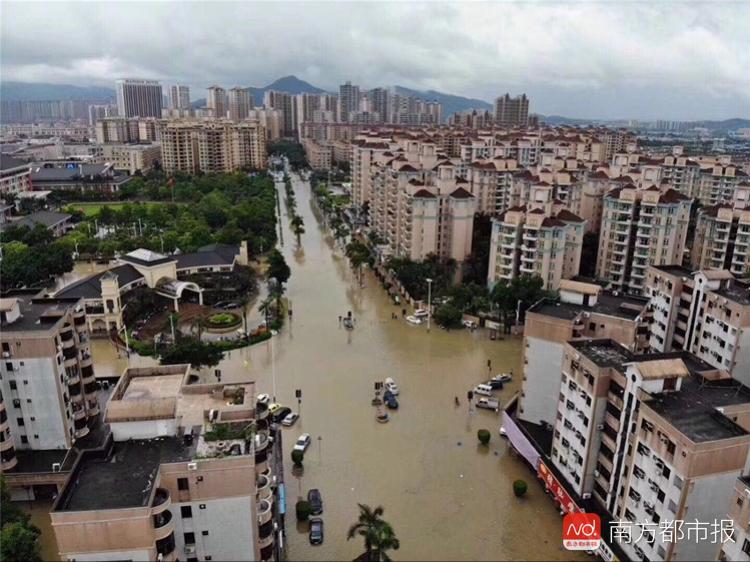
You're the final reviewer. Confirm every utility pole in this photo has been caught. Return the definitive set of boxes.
[425,277,433,333]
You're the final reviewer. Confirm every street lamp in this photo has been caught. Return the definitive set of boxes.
[425,278,433,333]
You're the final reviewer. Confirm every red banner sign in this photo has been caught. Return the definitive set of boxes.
[537,461,583,515]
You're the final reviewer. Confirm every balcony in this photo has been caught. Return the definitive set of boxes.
[605,412,620,432]
[257,473,272,503]
[152,488,171,514]
[153,509,175,540]
[257,498,273,526]
[258,518,275,550]
[155,532,176,557]
[72,405,86,420]
[1,446,18,471]
[256,401,269,421]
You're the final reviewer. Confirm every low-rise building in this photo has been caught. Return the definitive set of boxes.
[29,163,132,194]
[100,143,162,174]
[4,210,73,237]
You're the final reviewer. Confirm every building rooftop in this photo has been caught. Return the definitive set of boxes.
[56,264,144,299]
[0,292,82,333]
[120,248,176,267]
[651,264,694,277]
[7,210,71,230]
[528,292,647,322]
[56,437,196,512]
[0,155,30,172]
[646,375,750,443]
[569,339,633,368]
[715,282,750,306]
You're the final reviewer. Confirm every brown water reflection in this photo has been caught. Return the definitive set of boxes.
[82,173,581,561]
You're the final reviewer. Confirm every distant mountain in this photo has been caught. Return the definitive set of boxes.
[1,81,115,102]
[692,118,750,131]
[394,85,492,120]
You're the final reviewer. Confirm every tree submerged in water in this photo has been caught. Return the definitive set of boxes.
[347,503,400,562]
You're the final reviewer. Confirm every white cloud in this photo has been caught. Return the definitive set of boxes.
[1,1,748,119]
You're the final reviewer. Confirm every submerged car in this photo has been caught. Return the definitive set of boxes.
[309,517,324,545]
[405,315,423,325]
[294,433,311,452]
[272,407,292,423]
[384,377,400,395]
[308,488,323,514]
[281,412,299,426]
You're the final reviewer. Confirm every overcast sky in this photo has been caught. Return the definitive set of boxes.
[2,1,748,120]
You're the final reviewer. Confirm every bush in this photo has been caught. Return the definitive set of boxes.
[477,429,491,445]
[296,500,312,522]
[513,479,528,497]
[291,449,304,467]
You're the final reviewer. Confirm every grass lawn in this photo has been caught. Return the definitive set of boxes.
[65,201,181,217]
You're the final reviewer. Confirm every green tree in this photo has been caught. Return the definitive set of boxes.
[291,214,305,242]
[513,479,528,498]
[295,500,312,522]
[159,337,224,369]
[291,449,304,467]
[347,504,400,562]
[1,476,42,562]
[477,429,491,445]
[1,523,42,562]
[266,249,291,284]
[434,304,462,329]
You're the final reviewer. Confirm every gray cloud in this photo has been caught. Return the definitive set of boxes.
[1,1,748,119]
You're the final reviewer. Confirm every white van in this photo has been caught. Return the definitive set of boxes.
[473,384,494,397]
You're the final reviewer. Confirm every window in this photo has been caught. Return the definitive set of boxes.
[9,381,16,390]
[674,475,683,490]
[16,417,24,426]
[181,505,193,518]
[20,435,28,444]
[202,530,209,536]
[738,497,745,507]
[184,532,195,545]
[742,539,750,556]
[177,477,189,490]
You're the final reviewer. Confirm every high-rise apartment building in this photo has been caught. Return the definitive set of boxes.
[206,86,227,119]
[228,87,253,122]
[596,184,691,294]
[87,104,116,126]
[487,200,585,291]
[338,81,361,123]
[517,280,651,428]
[493,93,529,127]
[169,85,191,110]
[0,293,100,471]
[159,120,267,174]
[645,265,750,384]
[248,108,283,141]
[369,88,390,123]
[263,91,296,136]
[50,364,282,562]
[115,79,163,118]
[547,339,750,562]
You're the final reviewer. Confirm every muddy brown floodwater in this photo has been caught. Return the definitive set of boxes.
[36,173,583,561]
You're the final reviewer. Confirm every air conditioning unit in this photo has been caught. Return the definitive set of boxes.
[1,352,9,358]
[582,493,591,500]
[185,546,196,555]
[660,435,669,444]
[654,459,665,470]
[559,458,567,467]
[51,463,61,472]
[580,391,587,399]
[596,424,605,430]
[187,462,198,471]
[594,470,600,478]
[744,489,750,499]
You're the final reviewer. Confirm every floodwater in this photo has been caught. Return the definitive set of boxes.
[69,173,584,561]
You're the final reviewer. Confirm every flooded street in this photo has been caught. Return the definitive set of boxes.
[69,172,581,561]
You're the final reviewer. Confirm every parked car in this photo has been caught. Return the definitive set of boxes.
[492,373,513,384]
[308,489,323,515]
[405,315,423,325]
[257,393,270,405]
[476,397,500,412]
[462,319,477,329]
[486,379,504,390]
[414,308,430,318]
[499,425,507,437]
[272,407,292,423]
[384,377,400,395]
[281,412,299,426]
[309,517,324,545]
[473,384,494,397]
[294,433,312,452]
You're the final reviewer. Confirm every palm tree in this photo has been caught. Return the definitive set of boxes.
[190,315,205,340]
[291,214,305,242]
[347,503,400,561]
[258,296,274,327]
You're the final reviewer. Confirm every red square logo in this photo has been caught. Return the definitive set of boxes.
[563,512,601,551]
